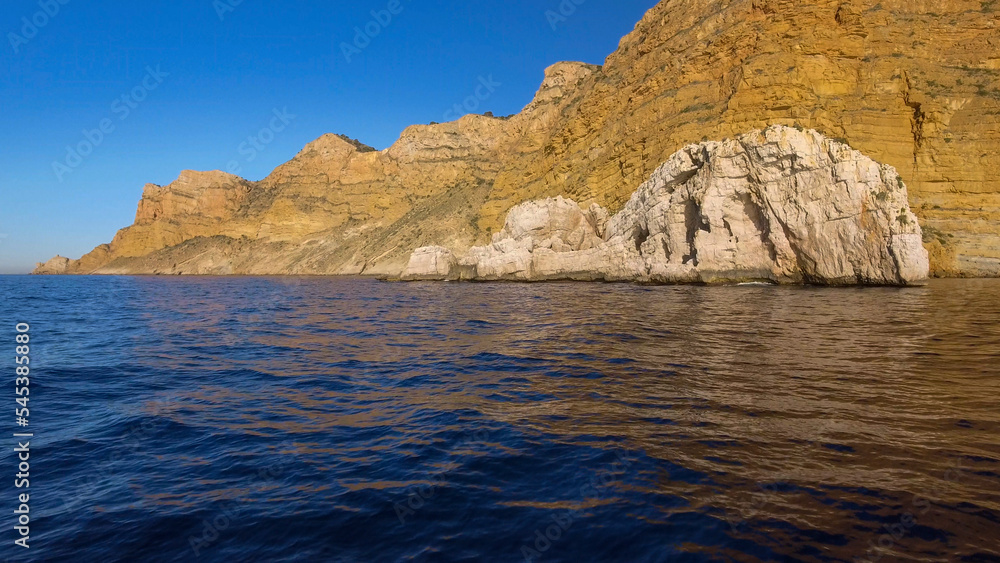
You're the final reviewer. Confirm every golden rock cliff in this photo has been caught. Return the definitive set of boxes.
[36,0,1000,277]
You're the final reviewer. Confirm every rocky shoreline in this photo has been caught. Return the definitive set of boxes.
[401,127,929,286]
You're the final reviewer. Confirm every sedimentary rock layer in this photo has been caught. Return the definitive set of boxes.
[35,0,1000,277]
[401,126,930,285]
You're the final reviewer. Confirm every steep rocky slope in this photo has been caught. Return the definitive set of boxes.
[36,0,1000,277]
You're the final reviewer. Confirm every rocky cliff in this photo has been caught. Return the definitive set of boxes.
[402,126,930,285]
[36,0,1000,278]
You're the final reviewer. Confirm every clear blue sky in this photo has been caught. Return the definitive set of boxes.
[0,0,658,274]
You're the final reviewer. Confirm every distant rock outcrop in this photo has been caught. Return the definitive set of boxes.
[402,126,930,285]
[33,256,71,275]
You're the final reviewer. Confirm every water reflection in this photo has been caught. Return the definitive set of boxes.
[6,275,998,562]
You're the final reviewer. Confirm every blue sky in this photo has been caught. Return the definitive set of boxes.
[0,0,658,274]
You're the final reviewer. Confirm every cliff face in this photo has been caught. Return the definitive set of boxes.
[36,0,1000,277]
[402,126,930,285]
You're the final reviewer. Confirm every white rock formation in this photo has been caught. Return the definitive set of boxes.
[401,246,457,280]
[402,126,930,285]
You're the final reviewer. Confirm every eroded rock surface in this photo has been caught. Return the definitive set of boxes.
[403,126,930,285]
[401,247,457,280]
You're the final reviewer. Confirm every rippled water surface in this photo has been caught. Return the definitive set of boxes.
[1,276,999,562]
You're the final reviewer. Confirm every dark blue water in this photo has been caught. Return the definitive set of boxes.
[0,276,998,562]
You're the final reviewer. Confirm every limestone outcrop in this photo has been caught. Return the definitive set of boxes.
[403,127,929,285]
[34,1,1000,278]
[33,256,71,275]
[401,247,458,280]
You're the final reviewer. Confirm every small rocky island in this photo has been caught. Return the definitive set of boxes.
[402,126,929,286]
